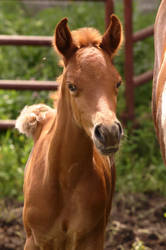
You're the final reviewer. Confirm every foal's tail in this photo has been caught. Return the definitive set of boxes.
[15,104,55,137]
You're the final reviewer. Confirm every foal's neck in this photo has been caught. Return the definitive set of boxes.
[48,90,93,172]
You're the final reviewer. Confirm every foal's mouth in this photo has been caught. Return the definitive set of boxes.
[95,143,119,156]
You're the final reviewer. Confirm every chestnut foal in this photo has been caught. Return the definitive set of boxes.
[153,0,166,164]
[16,15,123,250]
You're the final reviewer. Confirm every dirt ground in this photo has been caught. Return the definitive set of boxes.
[0,192,166,250]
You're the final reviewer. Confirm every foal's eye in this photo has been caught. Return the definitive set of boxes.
[116,81,122,88]
[68,83,77,92]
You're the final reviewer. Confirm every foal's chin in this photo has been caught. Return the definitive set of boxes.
[93,139,120,156]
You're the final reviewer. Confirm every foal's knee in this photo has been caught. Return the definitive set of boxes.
[24,236,40,250]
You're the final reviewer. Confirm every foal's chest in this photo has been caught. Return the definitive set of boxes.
[25,160,110,239]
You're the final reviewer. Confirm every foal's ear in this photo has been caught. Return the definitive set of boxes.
[100,14,123,56]
[54,18,77,59]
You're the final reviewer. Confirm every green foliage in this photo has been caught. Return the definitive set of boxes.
[116,118,166,195]
[0,1,166,199]
[132,239,148,250]
[0,130,32,200]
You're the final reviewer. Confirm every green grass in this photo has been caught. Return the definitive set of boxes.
[0,0,166,200]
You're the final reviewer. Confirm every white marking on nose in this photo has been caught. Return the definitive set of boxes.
[161,80,166,154]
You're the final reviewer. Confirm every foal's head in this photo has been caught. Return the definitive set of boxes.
[54,15,123,155]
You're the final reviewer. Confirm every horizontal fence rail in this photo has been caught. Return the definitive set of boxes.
[133,25,154,43]
[0,120,15,129]
[133,70,153,87]
[0,80,58,90]
[0,35,52,46]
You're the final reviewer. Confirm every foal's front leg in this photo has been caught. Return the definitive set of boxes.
[76,222,106,250]
[24,235,40,250]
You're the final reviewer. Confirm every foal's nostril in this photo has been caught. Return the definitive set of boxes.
[94,124,105,144]
[94,122,122,147]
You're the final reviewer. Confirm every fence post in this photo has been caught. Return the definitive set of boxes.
[105,0,114,28]
[124,0,134,120]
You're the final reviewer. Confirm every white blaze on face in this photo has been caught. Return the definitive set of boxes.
[95,96,115,123]
[158,51,166,156]
[161,81,166,153]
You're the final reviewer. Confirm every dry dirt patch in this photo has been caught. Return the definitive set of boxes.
[0,193,166,250]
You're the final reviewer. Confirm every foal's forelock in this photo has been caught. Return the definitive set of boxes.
[71,28,102,48]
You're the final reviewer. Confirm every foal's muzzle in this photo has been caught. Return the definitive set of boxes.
[93,121,123,155]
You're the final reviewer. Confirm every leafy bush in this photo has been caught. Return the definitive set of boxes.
[0,130,32,200]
